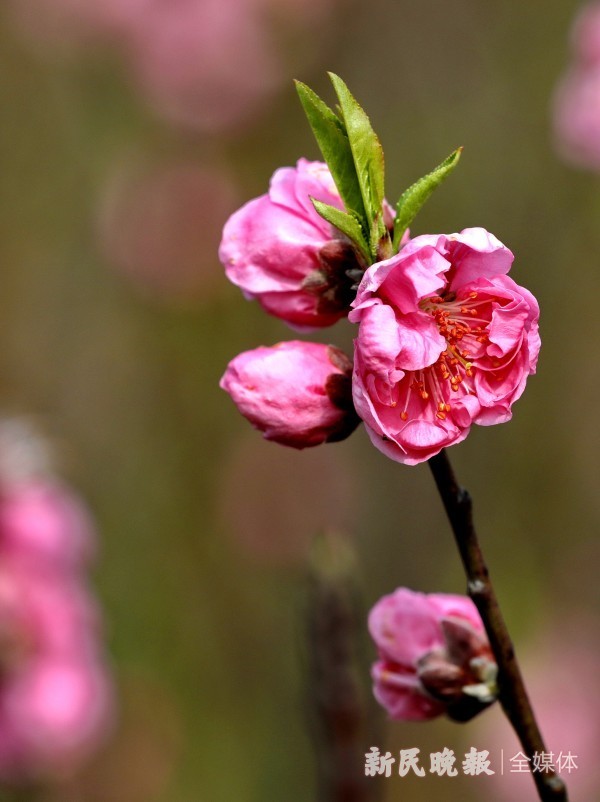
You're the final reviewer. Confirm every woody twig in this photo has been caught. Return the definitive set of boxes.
[428,449,568,802]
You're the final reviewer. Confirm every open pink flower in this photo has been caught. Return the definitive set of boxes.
[220,341,359,448]
[220,159,365,329]
[369,587,497,722]
[349,228,540,465]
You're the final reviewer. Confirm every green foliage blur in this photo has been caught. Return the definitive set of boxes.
[1,1,598,800]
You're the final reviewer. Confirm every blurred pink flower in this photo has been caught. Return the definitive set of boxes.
[124,0,280,132]
[571,3,600,66]
[0,480,94,570]
[220,159,361,329]
[0,558,112,781]
[0,420,113,781]
[369,587,497,722]
[7,0,341,132]
[221,341,359,449]
[349,228,540,465]
[98,160,239,303]
[476,624,600,801]
[553,3,600,171]
[553,67,600,171]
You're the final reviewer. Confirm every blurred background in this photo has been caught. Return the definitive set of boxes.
[1,0,599,799]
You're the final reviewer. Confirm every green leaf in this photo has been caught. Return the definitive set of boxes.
[295,80,366,221]
[393,147,463,251]
[311,199,370,260]
[328,73,385,242]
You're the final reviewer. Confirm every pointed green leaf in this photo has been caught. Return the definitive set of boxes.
[311,199,370,261]
[295,80,366,221]
[328,73,385,242]
[393,147,463,251]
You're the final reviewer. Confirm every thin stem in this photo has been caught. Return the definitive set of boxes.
[428,449,568,802]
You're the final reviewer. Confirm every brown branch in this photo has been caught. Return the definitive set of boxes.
[428,450,568,802]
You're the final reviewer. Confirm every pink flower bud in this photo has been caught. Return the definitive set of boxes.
[368,587,497,722]
[220,341,359,448]
[220,159,366,329]
[349,228,540,465]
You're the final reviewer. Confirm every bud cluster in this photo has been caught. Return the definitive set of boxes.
[368,588,498,723]
[220,76,540,465]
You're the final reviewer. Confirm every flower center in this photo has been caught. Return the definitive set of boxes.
[398,292,490,422]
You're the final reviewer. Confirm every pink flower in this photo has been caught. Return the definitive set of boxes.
[220,159,365,329]
[553,67,600,171]
[369,587,497,722]
[220,341,359,448]
[0,419,113,781]
[0,480,94,570]
[349,228,540,465]
[125,0,280,133]
[0,561,112,780]
[571,3,600,66]
[0,421,94,569]
[552,4,600,171]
